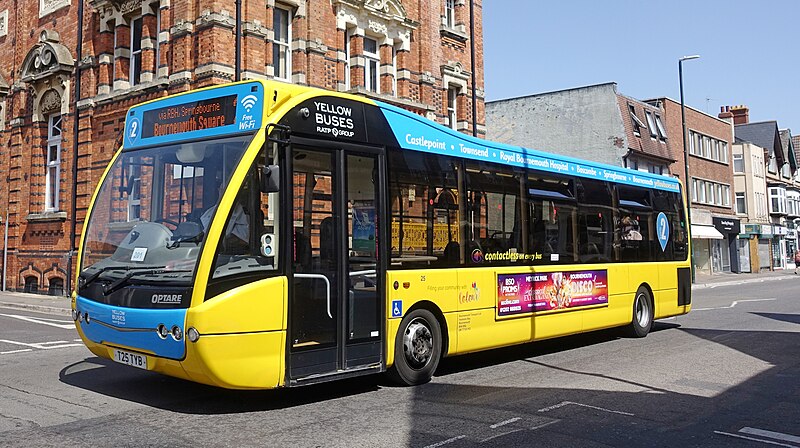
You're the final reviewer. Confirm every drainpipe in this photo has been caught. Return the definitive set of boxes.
[69,0,85,294]
[235,0,242,81]
[469,0,478,137]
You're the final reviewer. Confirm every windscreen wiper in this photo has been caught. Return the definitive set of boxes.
[102,269,193,296]
[80,265,167,291]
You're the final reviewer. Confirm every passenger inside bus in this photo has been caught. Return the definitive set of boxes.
[199,177,251,251]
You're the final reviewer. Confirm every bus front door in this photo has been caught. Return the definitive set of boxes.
[289,147,384,383]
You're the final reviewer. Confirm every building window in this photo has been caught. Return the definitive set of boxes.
[128,162,142,221]
[768,186,786,214]
[344,28,352,90]
[24,276,39,293]
[272,5,292,81]
[654,114,667,139]
[688,130,729,163]
[130,17,143,86]
[735,192,746,214]
[363,36,379,93]
[733,153,744,173]
[46,114,62,212]
[692,177,730,207]
[444,0,455,28]
[628,105,644,137]
[447,85,459,130]
[645,111,658,138]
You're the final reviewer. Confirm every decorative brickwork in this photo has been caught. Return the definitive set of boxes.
[0,0,485,293]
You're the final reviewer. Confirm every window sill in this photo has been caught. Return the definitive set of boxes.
[26,211,67,222]
[94,79,170,106]
[440,25,468,43]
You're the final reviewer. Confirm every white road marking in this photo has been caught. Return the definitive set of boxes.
[538,401,634,416]
[740,427,800,445]
[0,349,33,355]
[479,429,522,443]
[490,417,521,429]
[0,313,75,329]
[422,435,466,448]
[0,339,83,351]
[692,298,777,311]
[530,420,560,431]
[714,431,798,447]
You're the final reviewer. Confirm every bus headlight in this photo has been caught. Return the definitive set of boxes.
[187,327,200,343]
[157,324,169,339]
[84,313,91,324]
[171,325,183,341]
[71,309,79,321]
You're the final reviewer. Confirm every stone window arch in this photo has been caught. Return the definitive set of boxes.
[19,30,74,123]
[92,0,163,93]
[442,61,469,131]
[334,0,415,96]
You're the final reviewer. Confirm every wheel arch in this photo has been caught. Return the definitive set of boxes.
[406,300,450,358]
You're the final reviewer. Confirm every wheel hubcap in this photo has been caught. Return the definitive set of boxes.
[635,293,650,327]
[403,318,433,369]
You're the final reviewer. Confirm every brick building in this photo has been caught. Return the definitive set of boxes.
[0,0,485,294]
[645,98,738,276]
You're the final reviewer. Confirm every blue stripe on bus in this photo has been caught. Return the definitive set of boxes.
[374,101,681,194]
[76,296,187,360]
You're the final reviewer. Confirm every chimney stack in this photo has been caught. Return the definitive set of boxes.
[718,105,733,121]
[728,105,749,125]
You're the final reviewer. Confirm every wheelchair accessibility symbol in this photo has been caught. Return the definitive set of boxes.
[391,300,403,318]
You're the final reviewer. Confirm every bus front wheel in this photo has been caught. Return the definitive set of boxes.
[625,286,653,338]
[389,308,442,386]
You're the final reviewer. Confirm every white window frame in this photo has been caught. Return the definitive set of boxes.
[45,114,62,212]
[654,114,668,139]
[344,28,352,90]
[733,153,744,173]
[735,192,746,214]
[768,186,786,214]
[445,0,456,28]
[447,85,459,130]
[363,36,380,93]
[628,105,644,137]
[645,111,658,138]
[130,16,143,86]
[272,5,292,81]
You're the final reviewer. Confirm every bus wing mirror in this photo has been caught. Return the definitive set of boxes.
[261,165,280,193]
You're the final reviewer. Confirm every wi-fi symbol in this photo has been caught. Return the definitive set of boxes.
[241,95,258,112]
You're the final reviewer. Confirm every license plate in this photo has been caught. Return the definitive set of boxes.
[113,349,148,370]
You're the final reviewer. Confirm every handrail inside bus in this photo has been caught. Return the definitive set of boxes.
[294,273,332,318]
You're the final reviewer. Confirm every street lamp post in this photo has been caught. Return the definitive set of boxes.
[679,55,700,282]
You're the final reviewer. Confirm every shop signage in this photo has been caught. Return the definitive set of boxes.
[787,229,797,239]
[760,225,773,237]
[712,217,740,233]
[773,226,788,236]
[744,224,761,235]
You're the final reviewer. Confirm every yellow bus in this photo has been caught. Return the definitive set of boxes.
[73,80,691,389]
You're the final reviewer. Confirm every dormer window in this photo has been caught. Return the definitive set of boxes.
[628,104,645,137]
[645,111,658,138]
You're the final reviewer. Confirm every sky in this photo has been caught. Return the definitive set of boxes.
[483,0,800,133]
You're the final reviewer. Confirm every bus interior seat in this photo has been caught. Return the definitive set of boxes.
[443,241,460,263]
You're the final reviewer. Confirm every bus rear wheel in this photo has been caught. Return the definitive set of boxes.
[388,308,442,386]
[625,286,653,338]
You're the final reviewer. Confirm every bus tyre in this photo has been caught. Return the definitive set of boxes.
[389,308,442,386]
[625,286,653,338]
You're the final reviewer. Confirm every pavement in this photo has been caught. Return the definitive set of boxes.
[0,268,797,316]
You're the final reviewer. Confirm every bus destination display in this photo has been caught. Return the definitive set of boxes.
[142,95,238,138]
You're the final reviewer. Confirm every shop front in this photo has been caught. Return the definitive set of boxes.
[712,217,741,273]
[772,225,787,269]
